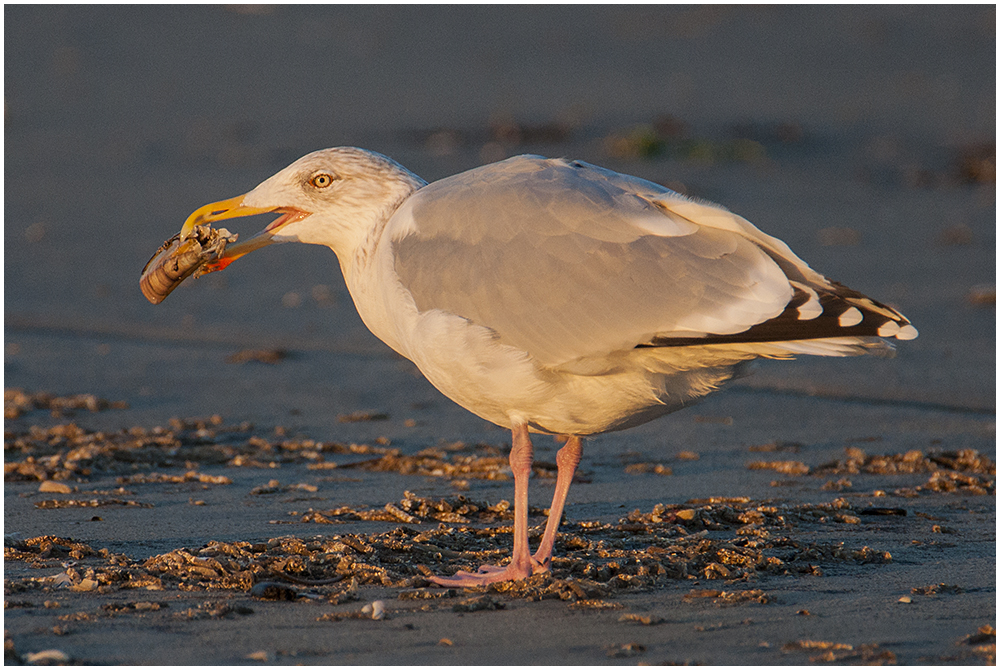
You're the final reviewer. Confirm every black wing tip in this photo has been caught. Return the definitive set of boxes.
[644,283,917,348]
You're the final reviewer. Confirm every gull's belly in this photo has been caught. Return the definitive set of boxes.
[401,309,740,436]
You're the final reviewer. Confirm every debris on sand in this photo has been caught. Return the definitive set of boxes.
[4,388,128,419]
[4,398,989,640]
[6,494,896,606]
[747,460,810,475]
[782,640,896,664]
[741,445,995,495]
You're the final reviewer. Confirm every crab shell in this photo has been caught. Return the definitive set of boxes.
[139,225,236,304]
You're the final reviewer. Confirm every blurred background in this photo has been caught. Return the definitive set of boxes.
[4,5,995,439]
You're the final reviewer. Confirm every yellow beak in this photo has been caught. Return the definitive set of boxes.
[180,194,277,236]
[180,195,309,272]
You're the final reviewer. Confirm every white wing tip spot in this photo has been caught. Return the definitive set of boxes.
[895,324,919,340]
[791,282,821,320]
[797,301,822,320]
[877,321,900,337]
[838,306,863,327]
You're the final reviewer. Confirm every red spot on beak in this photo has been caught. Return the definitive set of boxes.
[201,257,237,274]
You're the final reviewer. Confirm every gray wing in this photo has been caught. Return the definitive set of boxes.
[388,156,909,367]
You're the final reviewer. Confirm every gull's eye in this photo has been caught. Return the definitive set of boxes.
[309,172,337,189]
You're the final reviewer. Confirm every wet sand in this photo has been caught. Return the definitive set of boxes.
[4,6,995,665]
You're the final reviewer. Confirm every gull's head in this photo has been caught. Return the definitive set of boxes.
[183,147,425,270]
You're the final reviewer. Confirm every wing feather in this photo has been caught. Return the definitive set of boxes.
[388,155,915,367]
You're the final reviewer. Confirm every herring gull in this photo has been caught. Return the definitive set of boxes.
[145,147,917,586]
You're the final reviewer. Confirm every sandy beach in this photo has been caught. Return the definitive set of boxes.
[5,6,995,665]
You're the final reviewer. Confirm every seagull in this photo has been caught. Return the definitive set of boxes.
[159,147,917,586]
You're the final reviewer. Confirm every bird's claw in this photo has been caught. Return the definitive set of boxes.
[427,556,550,587]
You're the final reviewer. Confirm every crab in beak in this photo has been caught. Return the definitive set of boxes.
[180,195,311,273]
[138,195,310,304]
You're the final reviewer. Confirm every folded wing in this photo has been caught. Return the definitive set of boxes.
[390,156,916,368]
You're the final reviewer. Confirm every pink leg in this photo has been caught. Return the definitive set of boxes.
[429,424,542,586]
[532,436,582,570]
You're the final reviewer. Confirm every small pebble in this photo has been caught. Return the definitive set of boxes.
[38,481,71,494]
[619,613,665,625]
[361,600,385,620]
[438,638,454,646]
[24,649,70,664]
[606,641,646,658]
[898,596,912,604]
[70,578,99,592]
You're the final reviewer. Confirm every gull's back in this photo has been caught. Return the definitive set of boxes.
[388,156,914,371]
